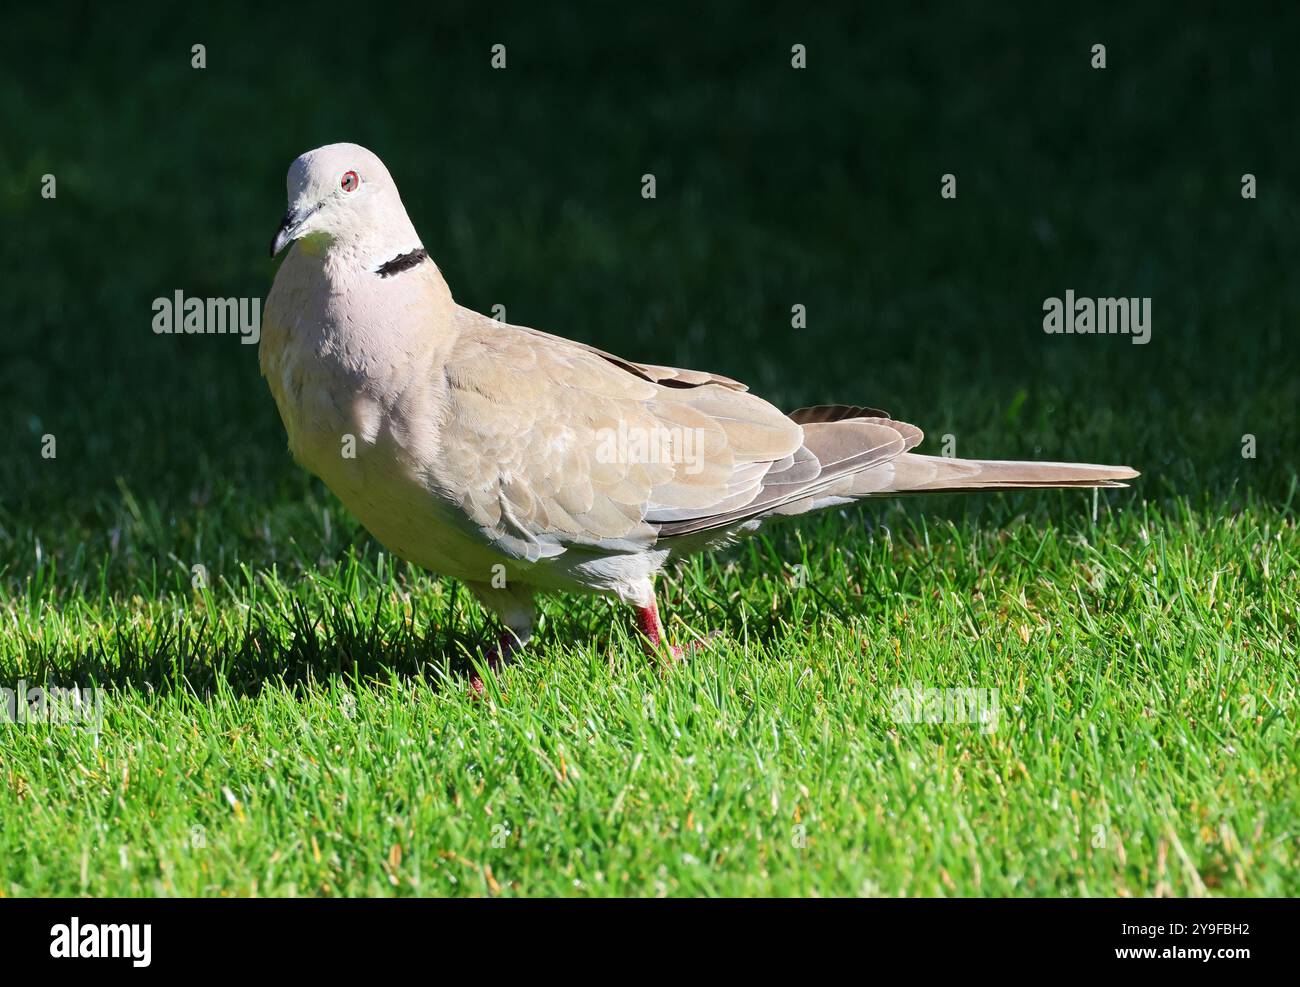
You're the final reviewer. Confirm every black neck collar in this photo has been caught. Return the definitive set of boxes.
[376,247,429,278]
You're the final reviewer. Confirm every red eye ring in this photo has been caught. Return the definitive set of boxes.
[341,170,360,192]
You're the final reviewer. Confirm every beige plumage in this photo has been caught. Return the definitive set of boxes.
[262,144,1138,683]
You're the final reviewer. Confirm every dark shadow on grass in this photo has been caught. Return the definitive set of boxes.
[13,597,498,700]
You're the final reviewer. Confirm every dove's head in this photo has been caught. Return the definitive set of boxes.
[270,143,421,262]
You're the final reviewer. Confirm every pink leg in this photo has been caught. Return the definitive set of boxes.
[469,630,521,697]
[635,600,686,662]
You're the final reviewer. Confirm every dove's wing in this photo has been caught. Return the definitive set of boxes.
[514,324,750,391]
[430,313,924,559]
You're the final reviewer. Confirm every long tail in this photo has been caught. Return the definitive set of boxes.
[759,453,1137,525]
[654,404,1138,537]
[874,453,1138,494]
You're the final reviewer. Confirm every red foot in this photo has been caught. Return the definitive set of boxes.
[635,601,705,663]
[469,631,520,697]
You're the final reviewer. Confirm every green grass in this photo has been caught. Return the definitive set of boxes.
[1,3,1298,895]
[3,500,1298,896]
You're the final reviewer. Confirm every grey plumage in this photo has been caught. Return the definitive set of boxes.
[261,143,1139,657]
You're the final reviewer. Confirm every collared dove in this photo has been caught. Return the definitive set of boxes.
[263,143,1138,688]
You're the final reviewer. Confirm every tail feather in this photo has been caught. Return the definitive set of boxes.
[869,453,1138,495]
[656,403,1139,539]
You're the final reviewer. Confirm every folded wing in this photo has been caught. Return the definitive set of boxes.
[434,318,924,557]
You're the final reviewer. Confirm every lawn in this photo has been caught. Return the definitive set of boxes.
[1,3,1297,896]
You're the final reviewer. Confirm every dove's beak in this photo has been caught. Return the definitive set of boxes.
[270,210,300,258]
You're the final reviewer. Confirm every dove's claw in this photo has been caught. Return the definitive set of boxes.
[468,631,519,697]
[635,601,709,664]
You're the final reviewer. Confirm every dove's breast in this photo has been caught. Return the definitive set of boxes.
[261,251,511,582]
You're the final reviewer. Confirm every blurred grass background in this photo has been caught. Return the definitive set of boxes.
[0,2,1297,896]
[2,2,1296,561]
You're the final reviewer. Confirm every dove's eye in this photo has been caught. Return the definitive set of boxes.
[341,170,360,192]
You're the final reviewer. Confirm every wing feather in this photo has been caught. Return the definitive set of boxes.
[434,311,916,553]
